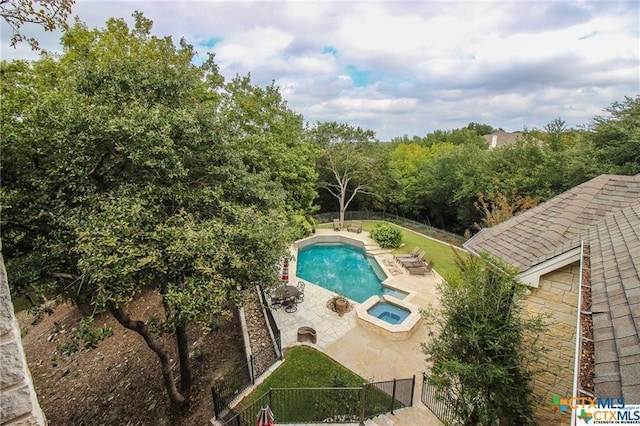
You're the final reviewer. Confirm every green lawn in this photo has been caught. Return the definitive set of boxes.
[236,346,400,423]
[318,220,466,281]
[244,346,364,403]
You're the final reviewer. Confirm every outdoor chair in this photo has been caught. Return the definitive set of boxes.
[264,288,284,309]
[406,265,428,275]
[333,219,341,231]
[407,259,434,276]
[425,261,435,275]
[394,247,420,261]
[399,250,427,268]
[296,281,305,302]
[283,298,297,313]
[347,220,362,233]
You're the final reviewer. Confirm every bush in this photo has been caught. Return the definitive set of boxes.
[370,223,402,248]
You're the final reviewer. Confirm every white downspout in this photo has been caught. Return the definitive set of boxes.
[570,240,585,426]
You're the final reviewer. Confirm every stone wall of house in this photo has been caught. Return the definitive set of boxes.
[524,261,580,426]
[0,254,47,425]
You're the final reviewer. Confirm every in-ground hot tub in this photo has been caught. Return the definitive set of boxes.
[356,295,421,340]
[367,301,410,325]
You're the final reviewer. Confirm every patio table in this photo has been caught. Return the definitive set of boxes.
[273,285,302,300]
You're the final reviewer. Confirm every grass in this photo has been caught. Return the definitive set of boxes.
[389,225,467,281]
[244,346,364,403]
[236,346,401,423]
[318,219,466,281]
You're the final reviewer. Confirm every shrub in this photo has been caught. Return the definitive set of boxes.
[370,223,402,248]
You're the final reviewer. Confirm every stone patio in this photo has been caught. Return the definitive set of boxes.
[271,229,444,425]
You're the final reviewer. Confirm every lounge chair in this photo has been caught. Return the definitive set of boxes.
[407,261,435,276]
[425,261,435,275]
[394,247,419,261]
[347,220,362,233]
[399,250,427,268]
[333,219,341,231]
[406,265,428,275]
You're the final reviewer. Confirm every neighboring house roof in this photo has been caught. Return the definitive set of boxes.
[482,130,523,149]
[482,130,544,149]
[464,173,640,404]
[589,201,640,403]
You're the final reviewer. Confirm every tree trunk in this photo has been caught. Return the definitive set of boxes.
[108,303,186,411]
[175,321,192,397]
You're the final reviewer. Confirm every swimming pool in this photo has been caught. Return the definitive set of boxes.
[297,242,400,303]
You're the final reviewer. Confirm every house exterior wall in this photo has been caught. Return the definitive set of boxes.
[0,254,47,425]
[523,261,580,426]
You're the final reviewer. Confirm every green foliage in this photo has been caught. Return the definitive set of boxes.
[589,95,640,174]
[370,223,402,249]
[422,253,548,425]
[465,122,495,136]
[57,317,114,356]
[27,304,54,325]
[1,12,312,406]
[75,317,114,349]
[290,214,317,239]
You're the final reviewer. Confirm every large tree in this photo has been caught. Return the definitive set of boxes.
[422,254,548,425]
[311,121,376,227]
[1,13,299,411]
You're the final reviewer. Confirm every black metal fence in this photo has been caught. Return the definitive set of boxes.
[212,365,252,421]
[222,377,415,425]
[212,287,283,421]
[257,285,282,358]
[421,372,456,424]
[315,211,467,247]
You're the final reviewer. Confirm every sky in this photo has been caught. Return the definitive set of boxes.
[1,1,639,141]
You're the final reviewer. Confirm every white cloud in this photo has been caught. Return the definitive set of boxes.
[1,0,638,140]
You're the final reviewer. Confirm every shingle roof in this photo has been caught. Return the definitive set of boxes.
[590,201,640,403]
[464,174,640,273]
[482,131,524,148]
[464,174,640,403]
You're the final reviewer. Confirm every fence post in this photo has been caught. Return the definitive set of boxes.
[390,379,397,415]
[359,385,367,425]
[250,354,255,385]
[410,375,415,407]
[212,386,220,420]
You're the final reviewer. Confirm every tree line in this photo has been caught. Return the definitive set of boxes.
[317,104,639,234]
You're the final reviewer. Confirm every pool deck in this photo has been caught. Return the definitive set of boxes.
[271,229,443,425]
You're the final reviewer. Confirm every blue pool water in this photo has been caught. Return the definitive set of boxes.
[367,302,410,325]
[297,243,402,303]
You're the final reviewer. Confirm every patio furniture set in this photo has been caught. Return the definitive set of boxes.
[267,281,305,313]
[394,247,434,276]
[333,219,362,233]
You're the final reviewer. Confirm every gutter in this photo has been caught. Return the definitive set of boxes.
[571,240,586,426]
